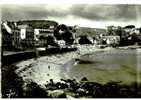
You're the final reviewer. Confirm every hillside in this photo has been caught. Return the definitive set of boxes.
[8,20,59,29]
[76,27,106,36]
[6,20,106,36]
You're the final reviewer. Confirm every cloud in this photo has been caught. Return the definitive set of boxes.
[70,4,141,21]
[1,5,70,21]
[1,4,141,27]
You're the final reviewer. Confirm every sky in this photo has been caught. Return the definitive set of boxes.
[1,4,141,28]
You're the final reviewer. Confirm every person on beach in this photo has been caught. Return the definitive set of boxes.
[48,65,50,70]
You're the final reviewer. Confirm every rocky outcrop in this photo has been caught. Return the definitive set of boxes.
[47,90,66,98]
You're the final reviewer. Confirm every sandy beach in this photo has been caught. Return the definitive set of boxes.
[15,45,107,85]
[15,45,141,87]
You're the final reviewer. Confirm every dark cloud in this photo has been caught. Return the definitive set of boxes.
[1,5,69,21]
[70,4,141,21]
[1,4,141,22]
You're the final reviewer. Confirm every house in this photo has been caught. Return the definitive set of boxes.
[18,25,35,49]
[2,20,59,51]
[102,36,120,46]
[123,25,135,34]
[34,26,56,47]
[1,22,13,50]
[2,22,36,50]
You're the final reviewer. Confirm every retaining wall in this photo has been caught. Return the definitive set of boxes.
[2,47,77,66]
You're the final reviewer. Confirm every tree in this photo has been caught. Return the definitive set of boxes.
[124,25,135,29]
[54,24,74,45]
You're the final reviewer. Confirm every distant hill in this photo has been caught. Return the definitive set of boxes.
[76,27,106,36]
[6,20,106,36]
[8,20,59,29]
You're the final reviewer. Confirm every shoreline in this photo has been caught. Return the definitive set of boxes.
[15,45,141,86]
[2,45,141,98]
[15,45,110,85]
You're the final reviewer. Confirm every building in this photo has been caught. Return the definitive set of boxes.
[102,36,120,46]
[1,20,60,51]
[1,22,13,50]
[34,25,56,47]
[18,25,35,49]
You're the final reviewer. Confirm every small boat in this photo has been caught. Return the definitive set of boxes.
[75,58,95,64]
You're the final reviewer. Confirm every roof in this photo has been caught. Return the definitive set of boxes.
[124,25,135,29]
[17,25,30,29]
